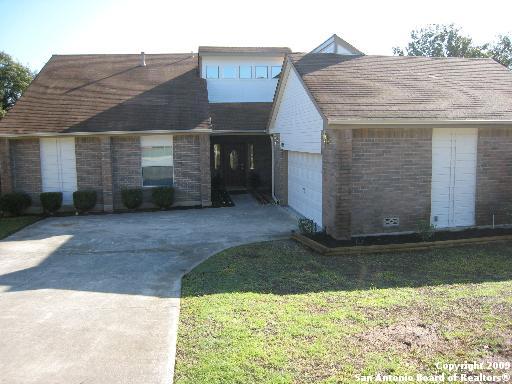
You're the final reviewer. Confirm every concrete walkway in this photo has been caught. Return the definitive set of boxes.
[0,195,297,384]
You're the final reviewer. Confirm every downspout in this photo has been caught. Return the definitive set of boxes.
[271,134,277,202]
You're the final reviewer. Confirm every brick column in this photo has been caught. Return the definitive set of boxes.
[272,134,288,204]
[199,134,211,207]
[100,136,113,212]
[0,138,12,194]
[322,128,352,240]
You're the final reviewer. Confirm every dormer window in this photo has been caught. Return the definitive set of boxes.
[206,65,219,79]
[271,66,282,78]
[239,66,252,79]
[222,66,237,79]
[255,66,268,79]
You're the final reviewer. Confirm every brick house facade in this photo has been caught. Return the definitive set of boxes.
[0,134,211,211]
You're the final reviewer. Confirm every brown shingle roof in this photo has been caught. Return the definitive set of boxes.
[199,46,291,55]
[0,54,210,135]
[210,103,272,132]
[289,53,512,121]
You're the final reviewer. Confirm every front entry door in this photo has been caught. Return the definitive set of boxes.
[223,143,246,187]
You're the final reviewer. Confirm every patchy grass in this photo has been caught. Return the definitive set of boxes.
[175,240,512,384]
[0,216,41,240]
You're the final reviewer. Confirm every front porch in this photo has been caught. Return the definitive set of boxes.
[210,134,272,193]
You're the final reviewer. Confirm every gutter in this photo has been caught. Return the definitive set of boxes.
[327,119,512,127]
[0,128,213,138]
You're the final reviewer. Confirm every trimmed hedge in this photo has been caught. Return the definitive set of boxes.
[121,188,143,209]
[0,192,32,216]
[40,192,62,214]
[73,190,97,213]
[151,187,175,209]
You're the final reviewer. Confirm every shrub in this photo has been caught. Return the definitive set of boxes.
[121,188,143,210]
[248,171,261,190]
[151,187,175,209]
[73,190,97,213]
[417,219,436,242]
[298,218,318,235]
[0,192,31,216]
[40,192,62,214]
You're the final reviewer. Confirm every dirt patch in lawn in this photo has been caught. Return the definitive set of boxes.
[361,321,444,352]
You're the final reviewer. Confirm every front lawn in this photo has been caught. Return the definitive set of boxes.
[175,240,512,384]
[0,216,41,240]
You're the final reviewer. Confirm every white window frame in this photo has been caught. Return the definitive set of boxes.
[140,135,174,188]
[255,66,268,79]
[221,66,237,79]
[206,65,219,79]
[239,65,252,79]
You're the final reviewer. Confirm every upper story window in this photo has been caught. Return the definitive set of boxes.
[222,66,237,79]
[271,66,282,79]
[206,65,219,79]
[239,66,252,79]
[141,135,173,187]
[255,66,268,79]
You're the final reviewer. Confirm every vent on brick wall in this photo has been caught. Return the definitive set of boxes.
[383,216,399,227]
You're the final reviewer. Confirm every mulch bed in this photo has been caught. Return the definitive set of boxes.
[308,227,512,248]
[211,189,234,208]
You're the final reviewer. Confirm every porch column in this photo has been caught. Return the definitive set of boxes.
[199,134,211,207]
[100,136,114,212]
[0,138,13,194]
[322,128,352,240]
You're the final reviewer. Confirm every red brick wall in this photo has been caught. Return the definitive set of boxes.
[10,138,42,204]
[75,137,103,208]
[476,128,512,225]
[173,135,202,205]
[322,129,352,239]
[350,128,432,235]
[199,134,211,207]
[0,138,12,194]
[112,136,142,209]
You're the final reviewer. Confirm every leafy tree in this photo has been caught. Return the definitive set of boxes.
[489,35,512,69]
[0,52,34,119]
[394,24,512,69]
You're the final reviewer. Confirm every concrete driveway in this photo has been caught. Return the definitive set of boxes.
[0,195,296,384]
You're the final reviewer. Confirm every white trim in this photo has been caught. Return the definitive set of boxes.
[328,119,512,126]
[211,130,268,135]
[310,34,364,55]
[0,129,212,138]
[268,57,327,132]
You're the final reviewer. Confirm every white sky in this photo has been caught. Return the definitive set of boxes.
[2,0,512,70]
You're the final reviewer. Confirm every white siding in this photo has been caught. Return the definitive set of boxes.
[269,67,324,153]
[431,128,477,228]
[40,137,77,205]
[311,35,359,55]
[288,151,323,227]
[201,55,284,102]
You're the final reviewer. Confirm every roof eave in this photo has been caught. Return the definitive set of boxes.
[328,119,512,127]
[0,128,212,138]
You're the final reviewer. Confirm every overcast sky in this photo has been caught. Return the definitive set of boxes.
[1,0,511,71]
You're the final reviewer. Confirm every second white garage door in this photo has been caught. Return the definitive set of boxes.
[288,151,323,227]
[431,128,477,228]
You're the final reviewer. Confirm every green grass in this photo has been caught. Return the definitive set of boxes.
[0,216,40,239]
[175,240,512,384]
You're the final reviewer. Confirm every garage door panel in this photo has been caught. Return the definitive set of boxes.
[288,151,322,227]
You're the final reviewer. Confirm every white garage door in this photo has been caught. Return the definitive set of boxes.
[288,151,323,227]
[40,138,77,205]
[431,128,477,228]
